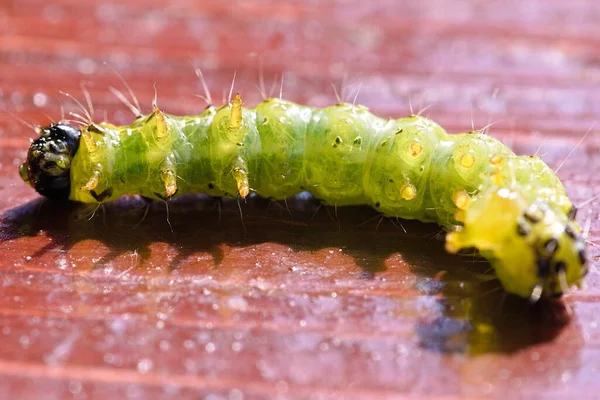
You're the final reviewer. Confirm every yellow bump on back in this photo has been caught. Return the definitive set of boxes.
[460,153,476,168]
[409,142,423,157]
[153,105,168,141]
[400,184,417,200]
[229,93,243,131]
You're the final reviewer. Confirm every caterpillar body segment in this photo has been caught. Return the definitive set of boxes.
[20,94,587,300]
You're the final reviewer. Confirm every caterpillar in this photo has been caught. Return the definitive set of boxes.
[18,92,588,301]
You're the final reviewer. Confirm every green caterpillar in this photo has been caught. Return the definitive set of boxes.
[19,93,587,300]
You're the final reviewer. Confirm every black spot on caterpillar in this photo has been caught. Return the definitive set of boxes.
[19,92,587,300]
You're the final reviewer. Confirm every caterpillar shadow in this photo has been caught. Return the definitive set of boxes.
[0,194,578,357]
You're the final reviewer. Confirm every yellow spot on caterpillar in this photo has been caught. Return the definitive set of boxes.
[409,142,423,157]
[460,153,476,168]
[452,189,471,210]
[400,184,417,200]
[81,170,101,191]
[229,93,243,130]
[160,169,177,197]
[489,154,503,165]
[153,105,168,140]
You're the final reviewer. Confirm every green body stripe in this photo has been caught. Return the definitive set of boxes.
[69,99,570,230]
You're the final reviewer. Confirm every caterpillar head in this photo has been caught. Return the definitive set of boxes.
[20,124,81,200]
[446,187,587,300]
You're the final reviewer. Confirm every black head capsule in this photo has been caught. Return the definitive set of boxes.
[19,124,81,200]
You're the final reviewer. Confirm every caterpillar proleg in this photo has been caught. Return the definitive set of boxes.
[19,92,588,300]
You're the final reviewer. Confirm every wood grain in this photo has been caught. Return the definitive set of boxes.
[1,0,599,398]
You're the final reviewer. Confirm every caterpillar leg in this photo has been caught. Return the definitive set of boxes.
[159,156,178,199]
[80,170,101,191]
[90,187,113,202]
[231,156,250,199]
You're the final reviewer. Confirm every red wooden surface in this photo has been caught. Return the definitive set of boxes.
[1,0,600,398]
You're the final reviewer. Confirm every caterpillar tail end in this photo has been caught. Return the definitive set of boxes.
[445,187,587,300]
